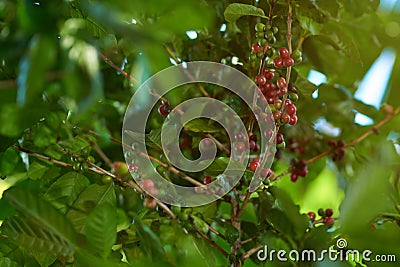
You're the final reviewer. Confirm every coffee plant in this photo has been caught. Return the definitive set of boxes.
[0,0,400,267]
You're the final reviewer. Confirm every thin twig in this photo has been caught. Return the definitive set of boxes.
[241,244,263,261]
[195,228,229,258]
[164,45,209,97]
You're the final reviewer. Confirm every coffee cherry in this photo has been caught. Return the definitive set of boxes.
[327,140,336,147]
[289,92,299,102]
[249,133,258,142]
[256,52,264,59]
[337,140,345,147]
[113,161,129,176]
[291,49,302,60]
[141,179,155,191]
[289,115,298,126]
[249,140,256,151]
[255,22,265,32]
[324,217,335,228]
[267,35,276,44]
[266,47,275,57]
[297,168,308,177]
[235,142,247,153]
[248,160,260,171]
[101,175,113,184]
[281,113,291,124]
[264,129,273,139]
[308,212,316,220]
[318,208,325,217]
[255,74,267,85]
[144,196,157,209]
[203,176,212,185]
[279,87,287,96]
[290,173,298,182]
[263,70,274,80]
[271,26,279,35]
[252,43,263,54]
[158,103,170,116]
[286,104,297,115]
[274,99,283,109]
[283,57,295,67]
[273,111,282,122]
[277,77,286,89]
[273,57,284,68]
[325,208,334,218]
[279,47,290,58]
[276,133,284,144]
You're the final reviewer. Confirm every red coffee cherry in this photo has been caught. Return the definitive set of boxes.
[248,159,260,171]
[279,47,290,58]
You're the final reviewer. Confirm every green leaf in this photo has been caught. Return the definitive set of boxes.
[134,215,166,259]
[184,119,221,133]
[2,215,73,257]
[33,252,57,267]
[84,203,117,258]
[0,147,19,176]
[33,126,56,148]
[269,186,309,240]
[224,4,266,32]
[3,188,77,248]
[27,161,48,180]
[44,172,90,213]
[0,257,19,267]
[17,35,56,105]
[66,183,116,233]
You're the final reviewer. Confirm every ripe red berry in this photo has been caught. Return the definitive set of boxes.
[252,43,263,53]
[276,133,284,144]
[273,111,282,122]
[248,160,260,171]
[308,212,316,220]
[264,70,275,80]
[286,104,297,115]
[255,74,267,85]
[273,57,284,68]
[144,197,157,209]
[249,140,256,151]
[279,87,288,96]
[277,77,286,89]
[325,208,334,218]
[289,115,298,125]
[283,57,295,67]
[249,133,258,142]
[203,176,212,185]
[327,140,336,147]
[324,217,335,228]
[158,104,170,116]
[279,47,290,58]
[297,168,308,177]
[235,133,246,141]
[141,179,155,191]
[337,140,346,147]
[281,113,291,124]
[264,89,277,98]
[290,173,299,182]
[235,142,247,153]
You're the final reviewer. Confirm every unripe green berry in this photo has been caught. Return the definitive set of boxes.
[255,22,265,32]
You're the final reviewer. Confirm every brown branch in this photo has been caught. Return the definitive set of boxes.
[205,133,230,155]
[271,106,400,183]
[241,244,263,261]
[0,71,63,90]
[195,228,229,258]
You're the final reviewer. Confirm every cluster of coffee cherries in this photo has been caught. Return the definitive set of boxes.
[290,159,308,182]
[308,208,335,228]
[327,139,346,161]
[250,22,278,60]
[234,132,260,154]
[273,47,302,68]
[288,136,308,155]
